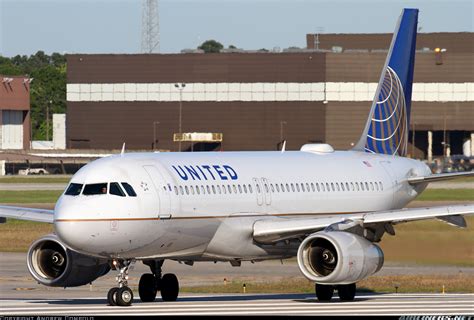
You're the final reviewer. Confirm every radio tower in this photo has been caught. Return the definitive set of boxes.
[141,0,160,53]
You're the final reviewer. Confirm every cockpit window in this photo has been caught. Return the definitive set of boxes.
[65,183,83,196]
[110,182,126,197]
[121,182,137,197]
[83,183,108,195]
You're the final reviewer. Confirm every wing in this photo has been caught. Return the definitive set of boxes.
[0,205,54,223]
[253,204,474,244]
[408,171,474,184]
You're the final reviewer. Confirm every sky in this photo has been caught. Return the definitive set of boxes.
[0,0,472,57]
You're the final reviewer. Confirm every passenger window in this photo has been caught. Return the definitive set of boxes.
[238,185,242,193]
[291,184,295,192]
[380,182,383,191]
[83,183,108,196]
[212,185,216,194]
[248,184,253,193]
[355,182,359,191]
[311,183,315,192]
[233,185,237,193]
[370,182,374,191]
[110,182,126,197]
[316,183,320,192]
[174,186,178,195]
[256,184,261,193]
[351,182,354,191]
[336,183,340,192]
[341,183,345,191]
[300,183,305,192]
[185,186,189,195]
[321,183,325,192]
[275,184,280,192]
[286,184,290,192]
[207,185,211,194]
[191,186,195,195]
[65,183,83,196]
[264,184,269,193]
[361,183,365,191]
[270,184,275,193]
[122,183,137,197]
[296,184,300,192]
[326,183,330,191]
[196,186,200,195]
[222,185,226,194]
[331,183,335,192]
[243,184,247,193]
[280,183,285,192]
[346,182,349,191]
[228,185,232,193]
[179,186,184,195]
[365,182,369,191]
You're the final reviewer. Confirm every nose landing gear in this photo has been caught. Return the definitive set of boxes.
[107,259,135,306]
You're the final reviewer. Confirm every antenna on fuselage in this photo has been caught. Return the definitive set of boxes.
[281,140,286,153]
[121,143,126,156]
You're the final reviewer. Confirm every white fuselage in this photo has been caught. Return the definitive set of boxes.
[54,150,431,261]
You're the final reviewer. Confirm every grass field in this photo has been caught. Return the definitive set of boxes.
[179,274,474,294]
[0,176,71,184]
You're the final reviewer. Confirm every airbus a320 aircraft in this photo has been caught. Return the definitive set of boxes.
[1,8,473,307]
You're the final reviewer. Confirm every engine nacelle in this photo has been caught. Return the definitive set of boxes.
[27,234,110,287]
[297,231,384,284]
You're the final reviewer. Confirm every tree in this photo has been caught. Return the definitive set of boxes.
[0,51,66,140]
[198,40,224,53]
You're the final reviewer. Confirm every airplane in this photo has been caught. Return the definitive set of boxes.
[1,8,473,307]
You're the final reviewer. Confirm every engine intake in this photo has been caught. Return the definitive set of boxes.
[27,234,110,287]
[297,231,384,284]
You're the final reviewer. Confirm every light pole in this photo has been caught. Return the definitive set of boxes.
[46,99,52,141]
[175,83,186,151]
[153,121,160,150]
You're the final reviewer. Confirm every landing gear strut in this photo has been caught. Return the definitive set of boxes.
[139,260,180,302]
[315,283,356,302]
[107,259,135,306]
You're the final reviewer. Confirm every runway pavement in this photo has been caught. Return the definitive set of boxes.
[1,293,473,315]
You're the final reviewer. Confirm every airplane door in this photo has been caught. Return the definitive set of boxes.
[261,178,272,205]
[379,161,395,208]
[143,165,172,219]
[253,178,263,206]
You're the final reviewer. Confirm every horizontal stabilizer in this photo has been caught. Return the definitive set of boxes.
[408,171,474,184]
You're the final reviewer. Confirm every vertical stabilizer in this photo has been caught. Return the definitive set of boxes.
[353,8,418,157]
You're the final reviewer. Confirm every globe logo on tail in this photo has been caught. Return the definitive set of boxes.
[365,66,408,157]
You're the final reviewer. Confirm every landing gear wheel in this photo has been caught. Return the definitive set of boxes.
[160,273,179,301]
[337,283,356,301]
[116,286,134,306]
[107,287,119,306]
[139,273,158,302]
[315,283,334,302]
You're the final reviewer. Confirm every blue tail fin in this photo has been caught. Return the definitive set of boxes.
[353,8,418,157]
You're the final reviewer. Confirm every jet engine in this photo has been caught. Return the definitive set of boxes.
[297,231,384,284]
[27,234,110,287]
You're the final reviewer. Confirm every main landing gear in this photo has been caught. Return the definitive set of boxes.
[139,260,180,303]
[315,283,356,302]
[107,259,135,306]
